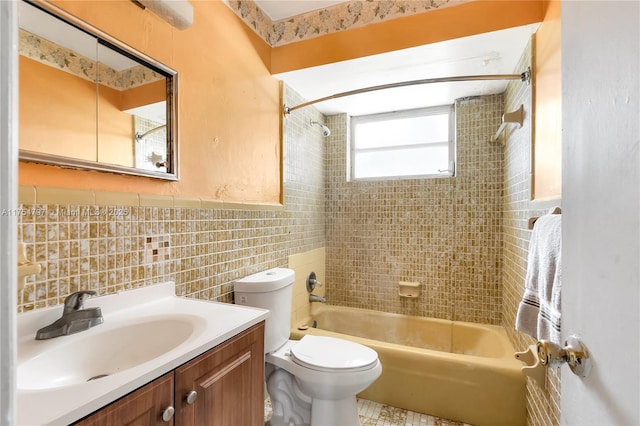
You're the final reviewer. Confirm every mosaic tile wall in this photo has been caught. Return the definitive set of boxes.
[227,0,460,47]
[16,86,326,312]
[324,95,504,324]
[501,43,561,426]
[134,116,168,172]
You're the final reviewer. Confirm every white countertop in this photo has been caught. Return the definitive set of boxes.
[16,282,269,425]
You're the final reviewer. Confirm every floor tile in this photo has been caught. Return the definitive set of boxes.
[265,397,473,425]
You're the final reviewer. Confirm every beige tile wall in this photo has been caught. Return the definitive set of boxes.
[16,86,326,312]
[502,43,561,426]
[324,95,504,325]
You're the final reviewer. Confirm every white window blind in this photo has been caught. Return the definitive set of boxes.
[350,105,455,181]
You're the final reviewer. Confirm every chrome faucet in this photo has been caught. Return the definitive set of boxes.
[309,294,326,304]
[35,290,104,340]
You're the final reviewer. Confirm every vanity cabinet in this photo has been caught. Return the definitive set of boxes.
[74,322,265,426]
[175,321,265,426]
[75,373,174,426]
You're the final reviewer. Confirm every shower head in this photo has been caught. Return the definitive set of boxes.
[310,120,331,138]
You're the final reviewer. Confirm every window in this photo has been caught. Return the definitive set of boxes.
[349,105,455,181]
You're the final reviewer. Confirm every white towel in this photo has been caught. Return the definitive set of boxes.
[515,214,562,343]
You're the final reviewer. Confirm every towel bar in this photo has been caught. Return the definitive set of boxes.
[528,206,561,230]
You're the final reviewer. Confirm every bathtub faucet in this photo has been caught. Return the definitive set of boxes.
[309,294,326,304]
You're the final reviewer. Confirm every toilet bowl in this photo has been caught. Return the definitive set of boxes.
[267,336,382,426]
[234,268,382,426]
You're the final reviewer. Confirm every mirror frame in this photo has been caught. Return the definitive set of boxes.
[19,0,179,181]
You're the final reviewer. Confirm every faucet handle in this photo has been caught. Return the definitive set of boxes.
[306,272,322,292]
[63,290,97,314]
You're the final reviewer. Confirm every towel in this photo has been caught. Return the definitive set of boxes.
[515,214,562,343]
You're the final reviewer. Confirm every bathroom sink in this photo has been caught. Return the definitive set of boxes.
[18,315,201,390]
[17,282,269,426]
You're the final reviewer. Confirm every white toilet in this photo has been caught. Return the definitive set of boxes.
[234,268,382,426]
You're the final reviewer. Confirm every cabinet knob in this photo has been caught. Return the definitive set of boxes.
[186,390,198,405]
[162,406,175,422]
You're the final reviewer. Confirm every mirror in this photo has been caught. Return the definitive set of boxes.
[18,0,178,180]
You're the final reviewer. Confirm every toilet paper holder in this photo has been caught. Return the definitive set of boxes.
[515,335,590,388]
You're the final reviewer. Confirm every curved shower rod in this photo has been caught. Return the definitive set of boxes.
[135,124,166,142]
[283,68,531,115]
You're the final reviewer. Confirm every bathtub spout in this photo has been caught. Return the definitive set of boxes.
[309,294,326,303]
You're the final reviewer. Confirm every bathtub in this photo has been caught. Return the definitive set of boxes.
[290,305,526,426]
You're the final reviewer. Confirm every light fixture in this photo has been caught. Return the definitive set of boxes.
[133,0,193,30]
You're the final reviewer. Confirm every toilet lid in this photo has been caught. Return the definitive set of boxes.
[290,335,378,372]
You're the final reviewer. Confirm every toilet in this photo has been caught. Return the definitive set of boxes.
[234,268,382,426]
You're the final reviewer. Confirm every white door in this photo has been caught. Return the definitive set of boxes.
[0,1,19,424]
[561,1,639,424]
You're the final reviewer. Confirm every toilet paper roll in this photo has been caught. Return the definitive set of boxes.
[514,344,546,389]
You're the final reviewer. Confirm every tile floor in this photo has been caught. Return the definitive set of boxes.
[265,397,472,426]
[357,399,471,426]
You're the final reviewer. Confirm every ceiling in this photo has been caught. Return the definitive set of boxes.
[250,1,540,117]
[254,0,348,21]
[275,23,540,116]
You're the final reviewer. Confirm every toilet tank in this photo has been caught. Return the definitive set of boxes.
[234,268,295,354]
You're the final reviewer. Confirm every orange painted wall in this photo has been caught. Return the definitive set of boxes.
[271,1,546,74]
[532,0,562,201]
[20,55,137,168]
[19,0,282,203]
[19,56,97,161]
[118,80,166,111]
[97,84,135,168]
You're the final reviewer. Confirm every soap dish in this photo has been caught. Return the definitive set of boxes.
[398,281,420,298]
[17,242,41,292]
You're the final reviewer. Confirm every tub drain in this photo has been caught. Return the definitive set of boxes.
[87,374,109,382]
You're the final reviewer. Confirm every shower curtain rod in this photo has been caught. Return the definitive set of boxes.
[135,124,166,141]
[283,68,531,115]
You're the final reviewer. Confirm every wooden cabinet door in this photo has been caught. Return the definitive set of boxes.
[174,322,265,426]
[74,373,175,426]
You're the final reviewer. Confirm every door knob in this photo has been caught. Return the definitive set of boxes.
[537,335,590,377]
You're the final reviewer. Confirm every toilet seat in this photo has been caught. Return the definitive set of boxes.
[266,337,382,426]
[290,335,378,373]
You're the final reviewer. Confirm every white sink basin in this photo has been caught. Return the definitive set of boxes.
[18,315,201,390]
[16,282,270,426]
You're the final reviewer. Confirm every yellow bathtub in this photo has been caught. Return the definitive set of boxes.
[290,305,526,426]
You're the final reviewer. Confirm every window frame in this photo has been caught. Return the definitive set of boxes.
[349,105,456,182]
